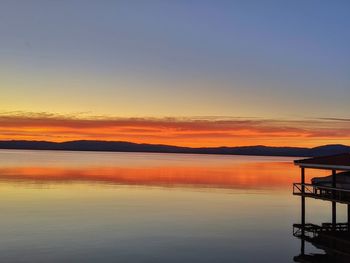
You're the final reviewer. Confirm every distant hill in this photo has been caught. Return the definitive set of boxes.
[0,140,349,157]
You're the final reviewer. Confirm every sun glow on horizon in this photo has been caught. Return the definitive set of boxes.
[0,112,349,147]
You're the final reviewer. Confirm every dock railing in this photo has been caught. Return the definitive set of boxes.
[293,222,350,256]
[293,223,349,239]
[293,183,350,204]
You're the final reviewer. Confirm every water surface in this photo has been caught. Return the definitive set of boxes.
[0,150,346,262]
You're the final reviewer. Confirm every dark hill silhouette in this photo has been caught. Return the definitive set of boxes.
[0,140,349,157]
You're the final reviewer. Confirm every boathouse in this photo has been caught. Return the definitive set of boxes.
[292,153,350,262]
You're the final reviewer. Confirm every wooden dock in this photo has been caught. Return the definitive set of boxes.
[292,154,350,262]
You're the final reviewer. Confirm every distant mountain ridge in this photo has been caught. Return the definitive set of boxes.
[0,140,349,157]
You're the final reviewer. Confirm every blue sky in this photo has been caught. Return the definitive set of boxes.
[1,0,349,119]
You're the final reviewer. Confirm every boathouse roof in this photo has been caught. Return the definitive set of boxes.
[294,153,350,170]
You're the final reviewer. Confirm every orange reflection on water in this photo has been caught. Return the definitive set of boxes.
[0,161,308,189]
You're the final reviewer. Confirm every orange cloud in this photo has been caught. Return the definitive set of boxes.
[0,112,350,147]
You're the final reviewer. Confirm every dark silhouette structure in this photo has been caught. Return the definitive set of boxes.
[293,154,350,262]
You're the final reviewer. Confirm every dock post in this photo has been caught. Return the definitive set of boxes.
[301,167,305,255]
[301,167,305,193]
[301,168,305,225]
[348,204,350,231]
[332,169,337,229]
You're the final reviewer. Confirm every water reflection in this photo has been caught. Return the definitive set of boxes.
[0,150,341,262]
[0,162,297,189]
[293,186,350,262]
[0,149,323,189]
[294,223,350,262]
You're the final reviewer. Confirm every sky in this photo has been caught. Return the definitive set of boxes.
[1,1,350,147]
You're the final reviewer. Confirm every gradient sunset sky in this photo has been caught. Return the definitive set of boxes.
[1,1,350,147]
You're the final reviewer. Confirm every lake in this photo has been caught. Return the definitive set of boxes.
[0,150,346,262]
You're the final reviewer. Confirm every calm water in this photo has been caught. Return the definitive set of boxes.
[0,150,347,262]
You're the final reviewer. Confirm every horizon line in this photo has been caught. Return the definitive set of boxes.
[0,139,348,150]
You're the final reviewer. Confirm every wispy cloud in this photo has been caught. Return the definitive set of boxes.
[318,117,350,122]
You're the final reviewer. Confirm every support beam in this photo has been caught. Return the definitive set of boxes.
[301,239,305,256]
[301,167,305,184]
[301,168,305,227]
[332,169,337,228]
[348,204,350,229]
[301,196,305,226]
[301,167,305,194]
[301,167,305,245]
[332,202,336,228]
[332,169,336,188]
